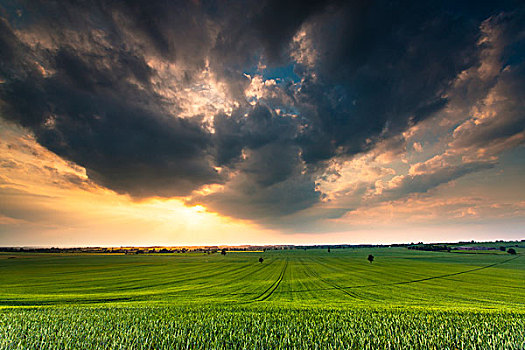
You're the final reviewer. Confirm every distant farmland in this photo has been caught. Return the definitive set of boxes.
[1,247,524,349]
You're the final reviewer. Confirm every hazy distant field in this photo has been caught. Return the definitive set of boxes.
[1,248,524,349]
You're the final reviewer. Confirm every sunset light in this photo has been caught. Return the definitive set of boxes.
[0,1,524,348]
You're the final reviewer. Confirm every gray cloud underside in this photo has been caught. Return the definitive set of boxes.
[0,0,524,226]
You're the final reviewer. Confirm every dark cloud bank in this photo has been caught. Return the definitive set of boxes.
[0,0,523,225]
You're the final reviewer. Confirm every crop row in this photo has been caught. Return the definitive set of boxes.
[1,306,523,349]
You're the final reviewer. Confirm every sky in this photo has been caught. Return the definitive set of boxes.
[0,0,524,247]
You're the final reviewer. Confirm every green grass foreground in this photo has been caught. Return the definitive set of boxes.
[1,248,524,349]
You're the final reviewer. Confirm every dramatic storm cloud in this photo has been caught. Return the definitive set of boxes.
[0,0,524,234]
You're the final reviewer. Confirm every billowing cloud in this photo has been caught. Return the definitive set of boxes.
[0,0,524,232]
[0,5,221,197]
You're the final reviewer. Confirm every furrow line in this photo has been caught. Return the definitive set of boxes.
[253,259,288,302]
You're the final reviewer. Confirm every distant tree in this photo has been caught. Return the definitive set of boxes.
[221,248,227,255]
[259,257,264,263]
[327,247,331,253]
[367,254,374,263]
[507,248,517,255]
[499,246,506,251]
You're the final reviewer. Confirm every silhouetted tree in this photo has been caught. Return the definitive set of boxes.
[507,248,517,255]
[367,254,374,263]
[327,247,331,253]
[221,248,227,255]
[259,257,264,263]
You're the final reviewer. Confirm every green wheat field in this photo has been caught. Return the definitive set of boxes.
[1,247,524,349]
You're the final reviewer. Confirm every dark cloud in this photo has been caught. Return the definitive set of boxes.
[0,15,220,197]
[213,104,298,166]
[204,104,319,219]
[0,0,523,226]
[292,1,486,163]
[450,21,525,155]
[189,169,320,221]
[250,0,339,63]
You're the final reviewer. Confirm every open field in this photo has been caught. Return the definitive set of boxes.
[1,248,524,348]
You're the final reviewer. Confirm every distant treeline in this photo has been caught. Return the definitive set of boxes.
[0,245,391,254]
[408,241,523,252]
[408,244,451,252]
[0,247,218,254]
[1,240,522,254]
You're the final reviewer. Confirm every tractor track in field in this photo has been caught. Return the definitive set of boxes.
[298,259,364,301]
[206,259,279,298]
[110,261,259,292]
[249,259,288,302]
[367,255,522,288]
[307,258,374,300]
[290,255,521,294]
[309,258,367,300]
